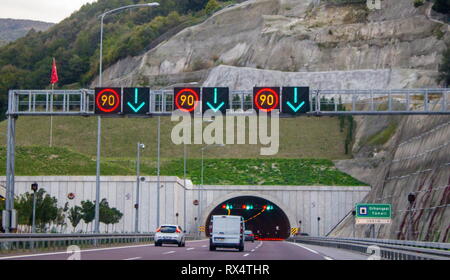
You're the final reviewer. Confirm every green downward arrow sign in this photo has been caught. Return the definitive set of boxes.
[206,88,225,112]
[127,88,146,113]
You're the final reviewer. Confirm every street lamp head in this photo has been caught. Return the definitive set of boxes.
[139,143,145,149]
[147,2,160,7]
[31,182,38,192]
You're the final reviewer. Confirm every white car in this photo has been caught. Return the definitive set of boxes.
[154,225,186,247]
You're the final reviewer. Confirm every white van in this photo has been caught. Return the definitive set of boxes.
[209,215,245,251]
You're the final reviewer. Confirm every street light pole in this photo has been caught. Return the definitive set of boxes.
[94,2,160,234]
[317,217,321,236]
[352,210,356,238]
[407,192,416,240]
[183,143,187,231]
[31,182,38,233]
[135,143,145,233]
[157,116,161,228]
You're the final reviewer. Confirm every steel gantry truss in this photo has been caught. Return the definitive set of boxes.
[2,87,450,232]
[6,88,450,116]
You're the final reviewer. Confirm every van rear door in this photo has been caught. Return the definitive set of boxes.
[212,216,241,245]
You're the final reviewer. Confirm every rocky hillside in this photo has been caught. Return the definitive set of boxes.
[97,0,448,88]
[0,18,53,46]
[331,112,450,242]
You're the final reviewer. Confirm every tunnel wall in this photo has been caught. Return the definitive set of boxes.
[1,176,188,233]
[3,177,370,236]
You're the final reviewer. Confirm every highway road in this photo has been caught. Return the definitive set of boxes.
[0,239,368,260]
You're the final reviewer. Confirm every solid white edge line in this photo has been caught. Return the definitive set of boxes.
[0,239,208,260]
[287,241,319,255]
[324,256,334,260]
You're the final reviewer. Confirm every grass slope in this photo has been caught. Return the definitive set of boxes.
[0,116,351,160]
[0,147,365,186]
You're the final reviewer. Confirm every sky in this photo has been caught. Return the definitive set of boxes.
[0,0,97,23]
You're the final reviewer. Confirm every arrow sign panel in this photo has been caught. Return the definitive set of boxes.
[123,87,150,115]
[202,87,229,114]
[282,87,310,115]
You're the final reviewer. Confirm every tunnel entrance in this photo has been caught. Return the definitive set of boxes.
[205,196,291,240]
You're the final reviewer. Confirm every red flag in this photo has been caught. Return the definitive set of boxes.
[50,58,58,85]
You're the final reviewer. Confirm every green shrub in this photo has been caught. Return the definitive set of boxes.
[414,0,424,8]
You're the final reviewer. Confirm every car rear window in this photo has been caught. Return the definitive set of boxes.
[160,226,177,233]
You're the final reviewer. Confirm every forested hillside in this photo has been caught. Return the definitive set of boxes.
[0,0,233,119]
[0,18,53,46]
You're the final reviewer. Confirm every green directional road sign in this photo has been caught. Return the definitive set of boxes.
[202,87,229,114]
[282,87,310,115]
[123,87,150,115]
[355,204,392,224]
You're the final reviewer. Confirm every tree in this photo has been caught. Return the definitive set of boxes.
[14,189,59,232]
[99,199,113,232]
[110,207,123,232]
[97,199,123,232]
[438,46,450,86]
[433,0,450,14]
[68,206,83,232]
[205,0,220,15]
[80,200,95,232]
[54,202,69,233]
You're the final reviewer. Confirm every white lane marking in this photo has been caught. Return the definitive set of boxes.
[251,249,255,252]
[162,251,176,255]
[243,253,249,257]
[186,239,208,243]
[123,257,142,260]
[186,248,195,251]
[0,243,156,260]
[324,256,333,260]
[201,245,207,247]
[288,242,320,255]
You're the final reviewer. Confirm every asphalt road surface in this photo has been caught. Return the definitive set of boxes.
[0,239,368,260]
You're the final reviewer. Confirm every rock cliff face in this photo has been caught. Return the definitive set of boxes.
[331,114,450,242]
[95,0,448,88]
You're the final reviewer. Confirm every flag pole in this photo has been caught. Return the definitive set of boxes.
[49,57,56,147]
[50,83,53,147]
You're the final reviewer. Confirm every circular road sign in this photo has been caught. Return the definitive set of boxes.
[254,88,280,112]
[95,88,121,113]
[174,88,200,112]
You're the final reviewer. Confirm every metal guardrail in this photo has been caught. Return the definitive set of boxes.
[0,233,157,252]
[0,232,204,254]
[288,236,450,260]
[0,233,199,252]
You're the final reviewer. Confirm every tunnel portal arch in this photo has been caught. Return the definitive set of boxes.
[202,192,297,239]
